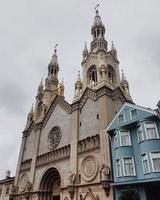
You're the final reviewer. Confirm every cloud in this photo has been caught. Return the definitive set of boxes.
[0,0,160,179]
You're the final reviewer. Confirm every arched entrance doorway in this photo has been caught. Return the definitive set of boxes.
[39,168,61,200]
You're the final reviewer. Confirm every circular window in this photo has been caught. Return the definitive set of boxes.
[48,126,61,150]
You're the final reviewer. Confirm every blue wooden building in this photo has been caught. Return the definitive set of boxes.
[106,102,160,200]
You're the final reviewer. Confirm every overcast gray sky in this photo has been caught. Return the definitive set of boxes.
[0,0,159,179]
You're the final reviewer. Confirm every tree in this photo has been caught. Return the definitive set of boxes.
[118,188,140,200]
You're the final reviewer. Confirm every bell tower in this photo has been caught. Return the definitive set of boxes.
[81,8,125,98]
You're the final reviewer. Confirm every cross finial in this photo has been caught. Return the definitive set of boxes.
[94,3,100,11]
[54,44,58,51]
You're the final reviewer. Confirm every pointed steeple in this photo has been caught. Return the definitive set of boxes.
[91,8,108,52]
[74,71,83,101]
[121,69,130,97]
[25,104,34,129]
[91,9,105,40]
[58,78,65,98]
[111,41,118,61]
[121,69,128,83]
[83,42,89,61]
[48,44,59,79]
[49,48,59,67]
[37,79,44,99]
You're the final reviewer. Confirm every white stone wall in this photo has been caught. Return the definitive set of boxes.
[79,99,99,140]
[38,104,71,155]
[23,129,35,161]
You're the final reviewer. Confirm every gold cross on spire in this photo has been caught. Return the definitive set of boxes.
[94,3,100,10]
[54,44,58,51]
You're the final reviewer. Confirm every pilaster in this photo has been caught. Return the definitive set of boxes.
[29,125,41,186]
[14,135,26,186]
[69,102,79,200]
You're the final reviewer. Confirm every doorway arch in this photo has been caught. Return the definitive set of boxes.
[39,167,61,200]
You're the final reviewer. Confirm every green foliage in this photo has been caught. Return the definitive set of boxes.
[118,188,140,200]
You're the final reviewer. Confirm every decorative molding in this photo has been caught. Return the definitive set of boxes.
[78,134,100,154]
[19,173,29,192]
[80,188,99,200]
[23,122,35,138]
[111,87,126,102]
[81,156,98,182]
[96,86,112,99]
[79,88,97,109]
[20,159,32,172]
[57,96,72,113]
[36,145,70,168]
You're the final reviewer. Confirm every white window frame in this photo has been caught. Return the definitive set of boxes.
[137,125,144,143]
[119,130,131,146]
[130,109,138,120]
[141,153,150,174]
[118,114,125,124]
[122,157,136,176]
[116,159,122,177]
[145,122,159,140]
[114,132,119,149]
[150,151,160,172]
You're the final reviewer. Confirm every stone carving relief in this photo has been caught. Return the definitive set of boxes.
[19,173,29,192]
[80,188,99,200]
[48,126,61,150]
[100,164,111,180]
[81,156,98,182]
[67,173,76,185]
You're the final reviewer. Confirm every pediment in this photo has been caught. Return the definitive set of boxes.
[42,95,71,128]
[79,87,97,109]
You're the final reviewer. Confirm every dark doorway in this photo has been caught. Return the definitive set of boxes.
[39,167,61,200]
[145,186,160,200]
[52,196,60,200]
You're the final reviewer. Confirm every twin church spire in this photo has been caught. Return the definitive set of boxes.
[25,7,132,127]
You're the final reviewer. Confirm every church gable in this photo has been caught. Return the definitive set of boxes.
[38,103,71,156]
[42,96,71,128]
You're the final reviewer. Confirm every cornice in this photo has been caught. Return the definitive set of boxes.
[36,144,70,168]
[78,134,100,154]
[20,159,32,172]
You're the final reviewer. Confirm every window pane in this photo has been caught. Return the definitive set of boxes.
[131,109,137,119]
[142,154,149,173]
[120,131,131,146]
[116,159,121,177]
[114,134,119,148]
[152,152,160,171]
[146,123,157,139]
[119,115,124,123]
[137,126,144,142]
[124,158,135,176]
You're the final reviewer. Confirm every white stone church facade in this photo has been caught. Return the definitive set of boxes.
[10,9,132,200]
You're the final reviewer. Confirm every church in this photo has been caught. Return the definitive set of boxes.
[9,8,133,200]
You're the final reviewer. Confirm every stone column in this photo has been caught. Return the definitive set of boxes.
[98,94,114,200]
[69,102,79,200]
[98,94,114,172]
[29,125,42,185]
[14,134,26,186]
